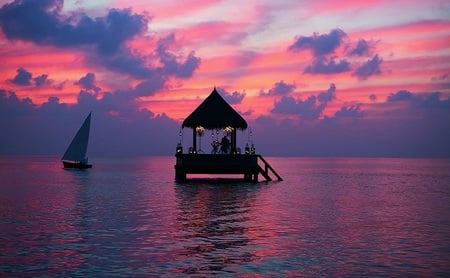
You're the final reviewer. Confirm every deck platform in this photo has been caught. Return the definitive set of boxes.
[175,153,282,182]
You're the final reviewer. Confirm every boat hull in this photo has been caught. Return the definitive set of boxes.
[62,161,92,169]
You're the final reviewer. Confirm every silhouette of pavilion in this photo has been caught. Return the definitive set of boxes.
[182,87,246,154]
[175,87,282,182]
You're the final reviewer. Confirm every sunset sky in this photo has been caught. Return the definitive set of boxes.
[1,0,449,157]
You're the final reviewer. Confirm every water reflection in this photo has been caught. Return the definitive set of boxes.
[1,157,449,276]
[174,181,261,275]
[0,158,89,276]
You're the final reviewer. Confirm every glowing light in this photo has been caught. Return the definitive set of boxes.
[196,126,205,136]
[224,126,234,135]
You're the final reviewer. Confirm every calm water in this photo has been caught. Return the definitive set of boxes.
[0,156,449,277]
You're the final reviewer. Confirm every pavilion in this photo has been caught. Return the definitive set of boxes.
[182,87,247,154]
[174,87,282,182]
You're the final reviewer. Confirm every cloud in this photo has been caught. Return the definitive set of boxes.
[289,28,347,57]
[347,39,373,56]
[98,48,153,79]
[40,96,69,115]
[387,90,414,102]
[353,54,382,80]
[271,95,326,120]
[0,0,147,55]
[179,51,202,78]
[1,87,449,158]
[54,80,67,91]
[0,0,149,79]
[0,88,179,156]
[34,74,51,87]
[369,94,377,102]
[387,90,450,111]
[264,88,449,157]
[417,92,450,110]
[217,87,245,104]
[156,34,201,78]
[133,75,166,97]
[288,29,383,79]
[431,73,450,91]
[75,73,100,93]
[431,73,449,81]
[0,89,35,116]
[82,90,138,117]
[260,80,296,96]
[0,0,201,88]
[271,84,336,120]
[304,56,350,74]
[11,67,32,86]
[9,67,52,87]
[333,104,363,118]
[317,83,336,103]
[95,8,149,55]
[254,90,450,157]
[240,109,253,116]
[252,111,450,158]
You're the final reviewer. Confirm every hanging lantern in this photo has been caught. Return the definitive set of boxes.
[224,126,233,135]
[176,142,183,154]
[196,126,205,136]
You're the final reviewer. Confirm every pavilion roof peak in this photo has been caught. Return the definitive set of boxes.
[182,87,248,130]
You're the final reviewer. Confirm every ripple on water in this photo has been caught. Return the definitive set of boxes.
[0,157,449,276]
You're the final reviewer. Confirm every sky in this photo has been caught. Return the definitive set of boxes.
[0,0,449,157]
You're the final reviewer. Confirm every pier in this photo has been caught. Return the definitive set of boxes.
[175,153,282,182]
[174,87,282,182]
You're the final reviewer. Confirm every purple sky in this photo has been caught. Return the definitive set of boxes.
[0,0,449,157]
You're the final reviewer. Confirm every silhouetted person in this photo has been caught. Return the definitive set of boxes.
[250,143,255,154]
[245,143,250,154]
[211,140,220,154]
[220,136,230,154]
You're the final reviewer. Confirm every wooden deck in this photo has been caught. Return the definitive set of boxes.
[174,154,282,182]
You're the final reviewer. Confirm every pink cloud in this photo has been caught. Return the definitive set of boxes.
[111,0,221,19]
[352,20,450,44]
[174,21,250,51]
[303,0,430,16]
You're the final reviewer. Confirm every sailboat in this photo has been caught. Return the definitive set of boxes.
[61,112,92,169]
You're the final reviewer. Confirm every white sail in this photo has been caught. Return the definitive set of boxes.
[62,113,91,162]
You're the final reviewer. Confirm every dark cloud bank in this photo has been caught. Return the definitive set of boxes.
[1,86,449,158]
[0,88,179,156]
[243,81,450,158]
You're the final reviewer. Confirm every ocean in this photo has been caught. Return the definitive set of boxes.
[0,156,449,277]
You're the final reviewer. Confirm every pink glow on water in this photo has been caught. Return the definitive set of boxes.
[1,156,449,276]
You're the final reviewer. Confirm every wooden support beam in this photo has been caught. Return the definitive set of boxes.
[192,129,197,153]
[174,153,282,182]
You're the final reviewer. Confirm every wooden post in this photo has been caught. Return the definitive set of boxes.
[253,172,258,182]
[231,129,237,153]
[175,169,186,180]
[192,128,197,153]
[175,155,186,180]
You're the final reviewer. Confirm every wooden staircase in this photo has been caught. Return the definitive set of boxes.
[256,155,283,181]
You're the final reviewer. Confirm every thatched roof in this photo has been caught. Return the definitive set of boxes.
[182,88,248,130]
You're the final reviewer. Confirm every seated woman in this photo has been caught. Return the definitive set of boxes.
[220,136,230,154]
